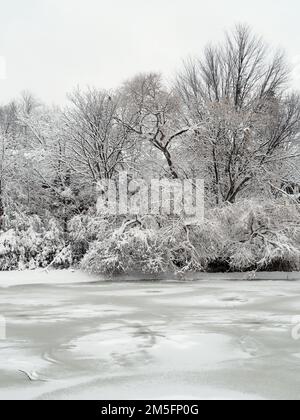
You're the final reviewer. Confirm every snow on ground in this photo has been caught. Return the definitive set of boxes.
[0,270,300,400]
[0,269,98,287]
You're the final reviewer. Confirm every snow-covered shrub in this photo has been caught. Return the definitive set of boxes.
[159,219,223,272]
[68,214,112,263]
[0,212,71,270]
[81,199,300,275]
[0,230,19,270]
[211,199,300,272]
[81,223,167,275]
[81,216,224,275]
[2,198,298,274]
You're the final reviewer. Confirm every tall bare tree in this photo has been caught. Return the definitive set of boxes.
[177,24,300,203]
[64,88,132,182]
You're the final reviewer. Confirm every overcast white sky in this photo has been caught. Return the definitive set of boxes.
[0,0,300,104]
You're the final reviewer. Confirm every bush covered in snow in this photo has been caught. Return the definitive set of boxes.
[217,199,300,272]
[0,212,72,270]
[68,214,108,264]
[80,217,224,276]
[81,199,300,275]
[1,198,299,274]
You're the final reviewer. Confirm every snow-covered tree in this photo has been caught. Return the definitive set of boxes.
[64,88,134,183]
[177,24,300,203]
[0,24,300,274]
[119,73,190,179]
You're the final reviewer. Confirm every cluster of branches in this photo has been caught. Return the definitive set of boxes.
[0,24,300,233]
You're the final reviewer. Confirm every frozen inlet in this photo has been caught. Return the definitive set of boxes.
[0,316,6,340]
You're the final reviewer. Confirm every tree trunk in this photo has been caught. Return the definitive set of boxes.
[163,148,179,179]
[226,176,252,203]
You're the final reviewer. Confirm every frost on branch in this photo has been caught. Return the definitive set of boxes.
[0,25,300,276]
[0,212,71,270]
[214,200,300,272]
[81,216,224,275]
[81,200,300,275]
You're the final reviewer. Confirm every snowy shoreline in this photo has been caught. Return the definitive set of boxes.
[0,269,300,288]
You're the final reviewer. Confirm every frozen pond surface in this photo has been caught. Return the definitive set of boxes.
[0,271,300,400]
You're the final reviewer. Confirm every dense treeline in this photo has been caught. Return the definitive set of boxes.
[1,25,300,274]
